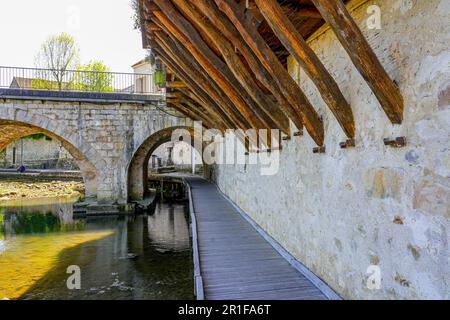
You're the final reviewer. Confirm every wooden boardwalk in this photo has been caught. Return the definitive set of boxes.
[186,177,328,300]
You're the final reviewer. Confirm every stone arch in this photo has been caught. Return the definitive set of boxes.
[0,119,99,198]
[127,126,203,201]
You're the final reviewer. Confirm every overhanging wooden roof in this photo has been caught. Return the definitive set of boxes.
[141,0,349,66]
[139,0,404,148]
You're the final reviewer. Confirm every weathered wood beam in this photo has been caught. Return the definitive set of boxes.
[153,0,269,131]
[166,81,188,89]
[172,0,289,134]
[180,96,217,125]
[167,102,212,128]
[153,16,250,132]
[172,91,214,117]
[152,43,230,129]
[153,30,249,130]
[177,88,238,130]
[172,102,214,128]
[255,0,355,138]
[214,0,324,146]
[295,7,322,19]
[153,45,231,131]
[155,47,249,146]
[311,0,403,123]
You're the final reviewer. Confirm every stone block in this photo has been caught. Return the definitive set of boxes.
[413,171,450,217]
[363,168,404,202]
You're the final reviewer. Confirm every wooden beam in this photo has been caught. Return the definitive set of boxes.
[190,0,300,138]
[166,81,188,89]
[153,0,268,131]
[295,7,322,19]
[177,87,239,130]
[311,0,403,123]
[172,0,290,134]
[153,44,230,130]
[214,0,324,146]
[153,46,231,131]
[180,96,217,125]
[255,0,355,138]
[167,102,212,128]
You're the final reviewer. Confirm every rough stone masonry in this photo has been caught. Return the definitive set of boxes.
[212,0,449,299]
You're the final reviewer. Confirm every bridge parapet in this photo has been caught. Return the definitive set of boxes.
[0,66,165,104]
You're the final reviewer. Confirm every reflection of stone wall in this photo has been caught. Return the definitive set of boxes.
[213,0,449,300]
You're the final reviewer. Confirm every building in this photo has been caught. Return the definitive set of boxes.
[131,58,162,94]
[0,134,76,169]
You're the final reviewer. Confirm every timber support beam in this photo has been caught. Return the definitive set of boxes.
[310,0,404,123]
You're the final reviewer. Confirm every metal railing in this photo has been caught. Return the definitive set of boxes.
[0,66,165,95]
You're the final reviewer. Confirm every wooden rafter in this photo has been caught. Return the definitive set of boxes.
[214,0,324,146]
[152,31,249,129]
[153,0,270,131]
[189,0,298,136]
[311,0,403,123]
[255,0,355,138]
[165,81,188,89]
[152,45,229,129]
[152,44,233,130]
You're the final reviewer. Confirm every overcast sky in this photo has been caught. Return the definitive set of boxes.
[0,0,146,73]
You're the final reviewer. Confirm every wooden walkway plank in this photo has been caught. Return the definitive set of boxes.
[185,177,329,300]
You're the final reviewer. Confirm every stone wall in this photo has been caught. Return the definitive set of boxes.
[1,135,76,169]
[0,100,187,202]
[213,0,449,299]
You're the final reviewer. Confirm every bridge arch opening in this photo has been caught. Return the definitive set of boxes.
[0,120,98,198]
[127,126,203,201]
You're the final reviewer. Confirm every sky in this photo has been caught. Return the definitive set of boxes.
[0,0,146,73]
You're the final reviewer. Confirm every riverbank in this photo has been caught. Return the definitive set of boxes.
[0,178,84,202]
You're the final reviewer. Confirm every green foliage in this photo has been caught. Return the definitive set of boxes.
[35,33,80,90]
[75,61,114,92]
[131,0,141,30]
[153,70,166,88]
[31,78,61,90]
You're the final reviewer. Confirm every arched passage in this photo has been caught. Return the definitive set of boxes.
[127,126,203,201]
[0,120,98,198]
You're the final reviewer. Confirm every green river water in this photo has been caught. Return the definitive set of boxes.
[0,197,194,300]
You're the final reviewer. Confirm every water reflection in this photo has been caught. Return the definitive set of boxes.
[0,198,194,300]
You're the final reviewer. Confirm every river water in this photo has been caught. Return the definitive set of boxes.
[0,197,194,300]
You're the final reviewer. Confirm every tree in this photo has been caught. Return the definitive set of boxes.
[147,50,166,88]
[131,0,141,30]
[34,33,79,90]
[76,61,114,92]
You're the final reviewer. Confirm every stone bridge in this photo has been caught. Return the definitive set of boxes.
[0,97,193,204]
